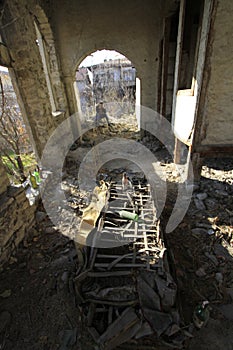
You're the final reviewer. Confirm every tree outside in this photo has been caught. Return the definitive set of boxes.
[0,70,36,183]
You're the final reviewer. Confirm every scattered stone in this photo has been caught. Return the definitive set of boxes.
[205,252,218,266]
[0,289,12,298]
[215,272,223,285]
[196,193,208,201]
[36,211,47,223]
[195,222,212,229]
[196,267,206,277]
[194,198,206,211]
[205,198,217,210]
[191,228,208,235]
[58,328,78,350]
[44,226,56,234]
[207,228,215,235]
[61,271,69,284]
[215,190,228,197]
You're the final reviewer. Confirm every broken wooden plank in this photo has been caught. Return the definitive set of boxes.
[87,271,132,277]
[87,327,100,343]
[85,299,138,307]
[98,307,139,344]
[137,273,161,312]
[87,303,96,326]
[94,263,149,268]
[134,321,154,339]
[105,319,141,350]
[108,306,113,325]
[78,181,109,246]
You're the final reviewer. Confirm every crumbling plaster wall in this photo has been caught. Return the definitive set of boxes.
[45,0,178,112]
[198,0,233,145]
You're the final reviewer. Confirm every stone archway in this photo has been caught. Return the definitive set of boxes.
[74,49,139,128]
[0,1,69,158]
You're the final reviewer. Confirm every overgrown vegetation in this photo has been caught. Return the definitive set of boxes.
[0,71,35,183]
[1,153,37,183]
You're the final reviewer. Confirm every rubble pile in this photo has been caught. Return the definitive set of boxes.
[165,158,233,327]
[41,129,233,349]
[74,176,191,349]
[0,123,233,349]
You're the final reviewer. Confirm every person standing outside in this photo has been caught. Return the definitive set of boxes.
[95,101,110,127]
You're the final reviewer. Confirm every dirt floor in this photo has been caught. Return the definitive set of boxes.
[0,121,233,350]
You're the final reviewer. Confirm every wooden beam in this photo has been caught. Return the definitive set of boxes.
[194,145,233,157]
[171,0,186,125]
[174,137,183,164]
[188,152,203,182]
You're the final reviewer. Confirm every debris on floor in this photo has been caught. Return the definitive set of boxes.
[0,124,233,350]
[74,176,191,349]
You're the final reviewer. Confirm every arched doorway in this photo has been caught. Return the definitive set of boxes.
[74,49,140,129]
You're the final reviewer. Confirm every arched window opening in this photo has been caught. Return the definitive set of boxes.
[0,66,36,184]
[34,21,57,115]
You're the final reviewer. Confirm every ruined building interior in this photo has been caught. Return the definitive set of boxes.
[0,0,233,349]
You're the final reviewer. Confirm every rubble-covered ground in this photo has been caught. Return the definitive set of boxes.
[164,157,233,350]
[0,120,233,350]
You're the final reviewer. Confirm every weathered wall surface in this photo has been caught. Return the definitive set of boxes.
[0,186,36,266]
[46,0,177,111]
[0,159,10,196]
[200,0,233,145]
[1,0,55,157]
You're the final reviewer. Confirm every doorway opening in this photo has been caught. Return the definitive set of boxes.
[75,50,140,130]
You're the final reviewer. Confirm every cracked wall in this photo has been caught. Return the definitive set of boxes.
[199,0,233,145]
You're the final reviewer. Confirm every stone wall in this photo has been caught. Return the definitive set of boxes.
[0,159,10,196]
[200,0,233,145]
[0,186,36,266]
[0,0,69,158]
